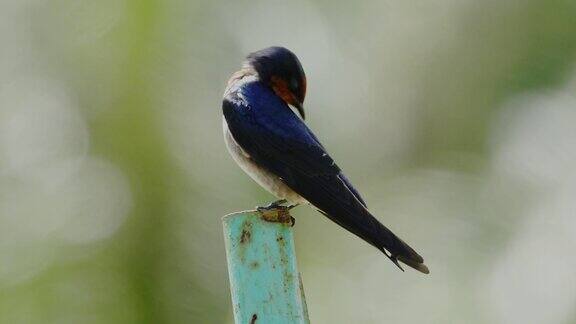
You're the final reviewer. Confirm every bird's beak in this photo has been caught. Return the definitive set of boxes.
[293,100,305,120]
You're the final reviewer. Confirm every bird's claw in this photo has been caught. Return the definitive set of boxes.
[257,200,296,226]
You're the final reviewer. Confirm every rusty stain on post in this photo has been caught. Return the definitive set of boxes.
[223,210,310,324]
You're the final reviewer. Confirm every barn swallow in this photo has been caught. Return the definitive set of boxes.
[222,46,428,274]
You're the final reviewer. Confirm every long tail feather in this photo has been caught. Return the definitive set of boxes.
[318,208,429,274]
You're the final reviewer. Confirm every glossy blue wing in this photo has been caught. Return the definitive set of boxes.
[223,81,340,178]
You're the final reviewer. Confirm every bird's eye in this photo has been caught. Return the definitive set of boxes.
[289,78,299,92]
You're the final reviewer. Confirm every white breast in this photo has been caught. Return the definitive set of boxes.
[223,118,307,205]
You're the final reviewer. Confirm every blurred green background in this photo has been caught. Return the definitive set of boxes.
[1,0,576,323]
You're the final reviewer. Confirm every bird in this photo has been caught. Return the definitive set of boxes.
[222,46,429,274]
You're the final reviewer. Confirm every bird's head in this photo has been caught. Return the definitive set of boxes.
[245,46,307,119]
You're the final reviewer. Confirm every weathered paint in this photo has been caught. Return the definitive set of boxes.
[223,210,309,324]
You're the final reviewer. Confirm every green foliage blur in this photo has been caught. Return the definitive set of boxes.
[1,0,575,323]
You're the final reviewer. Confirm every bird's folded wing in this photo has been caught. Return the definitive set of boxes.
[223,97,340,178]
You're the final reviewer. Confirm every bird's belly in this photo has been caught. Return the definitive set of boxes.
[223,118,307,204]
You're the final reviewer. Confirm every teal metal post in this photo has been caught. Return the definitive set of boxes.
[223,209,309,324]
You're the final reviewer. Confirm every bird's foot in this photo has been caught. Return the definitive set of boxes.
[257,200,296,226]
